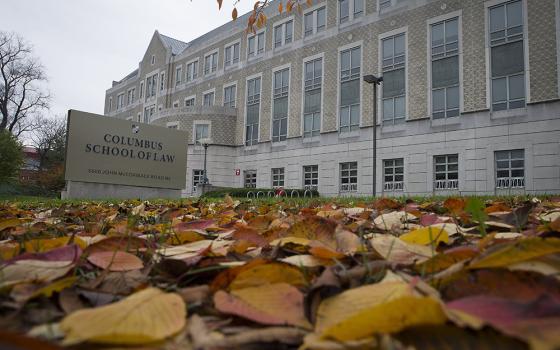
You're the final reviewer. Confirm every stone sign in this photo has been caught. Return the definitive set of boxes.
[63,110,187,198]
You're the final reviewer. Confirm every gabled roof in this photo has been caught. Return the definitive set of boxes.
[158,33,189,55]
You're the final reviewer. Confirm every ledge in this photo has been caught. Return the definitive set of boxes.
[431,116,462,127]
[490,107,528,120]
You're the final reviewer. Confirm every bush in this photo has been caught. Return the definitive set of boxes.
[201,187,319,198]
[0,130,23,183]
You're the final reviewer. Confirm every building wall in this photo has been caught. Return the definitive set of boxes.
[103,0,560,196]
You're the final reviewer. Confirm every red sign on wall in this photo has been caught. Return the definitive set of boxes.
[235,169,240,176]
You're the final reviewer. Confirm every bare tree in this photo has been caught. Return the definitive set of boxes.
[0,31,50,138]
[30,114,66,171]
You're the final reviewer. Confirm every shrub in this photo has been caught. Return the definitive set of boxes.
[0,131,23,184]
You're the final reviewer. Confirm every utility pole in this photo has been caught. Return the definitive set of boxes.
[363,75,383,197]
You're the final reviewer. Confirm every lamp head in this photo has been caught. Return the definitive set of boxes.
[363,75,383,84]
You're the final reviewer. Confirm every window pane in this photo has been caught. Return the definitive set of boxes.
[492,77,507,103]
[433,89,445,111]
[341,51,350,72]
[351,47,361,70]
[394,96,405,118]
[490,5,505,32]
[383,68,405,98]
[445,19,458,43]
[431,23,444,47]
[305,89,321,113]
[432,56,459,88]
[285,21,293,42]
[304,13,313,35]
[313,113,321,130]
[354,0,363,16]
[511,149,524,158]
[507,1,523,28]
[383,38,393,59]
[341,79,360,106]
[317,8,326,30]
[304,114,313,132]
[394,34,405,56]
[491,41,524,77]
[339,0,349,22]
[383,99,393,120]
[509,74,525,100]
[350,105,360,125]
[447,86,460,109]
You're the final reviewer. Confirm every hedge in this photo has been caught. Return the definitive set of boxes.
[201,187,319,198]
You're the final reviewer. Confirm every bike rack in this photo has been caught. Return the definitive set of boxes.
[256,191,265,198]
[246,191,255,199]
[290,190,300,198]
[267,191,274,197]
[304,189,313,198]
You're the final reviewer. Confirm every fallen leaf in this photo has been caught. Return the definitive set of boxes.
[0,260,74,289]
[60,287,185,345]
[214,283,311,328]
[370,234,434,264]
[374,211,416,231]
[400,226,449,246]
[470,238,560,269]
[87,251,143,271]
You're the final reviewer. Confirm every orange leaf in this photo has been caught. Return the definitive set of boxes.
[232,7,238,20]
[217,0,223,10]
[444,198,466,215]
[278,2,283,13]
[87,251,143,271]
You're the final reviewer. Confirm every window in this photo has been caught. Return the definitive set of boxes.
[151,55,155,65]
[139,82,144,99]
[146,74,157,99]
[143,105,155,123]
[495,149,525,188]
[225,42,240,67]
[304,6,326,37]
[272,68,289,142]
[339,46,361,132]
[431,18,460,119]
[339,0,363,23]
[173,101,179,108]
[274,20,293,48]
[245,77,261,146]
[160,72,165,91]
[204,52,218,75]
[434,154,459,190]
[244,170,257,188]
[303,165,318,190]
[185,97,195,107]
[175,66,182,86]
[382,33,406,124]
[194,123,209,144]
[187,61,198,82]
[383,158,404,191]
[193,169,204,192]
[340,162,358,192]
[117,93,125,109]
[379,0,392,10]
[489,0,525,111]
[203,91,214,106]
[271,168,285,188]
[108,97,112,112]
[167,123,178,129]
[304,58,322,137]
[224,85,236,108]
[127,88,135,105]
[248,32,265,58]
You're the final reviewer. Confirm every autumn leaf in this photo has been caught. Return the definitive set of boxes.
[217,0,223,10]
[232,7,238,20]
[470,237,560,269]
[400,226,450,246]
[87,251,144,271]
[0,260,74,289]
[60,288,185,345]
[370,234,434,264]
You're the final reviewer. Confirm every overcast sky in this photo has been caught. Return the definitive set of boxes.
[3,0,255,117]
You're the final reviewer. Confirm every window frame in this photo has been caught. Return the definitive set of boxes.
[303,165,319,190]
[175,65,182,86]
[224,40,241,68]
[271,64,291,142]
[433,154,459,190]
[203,49,219,76]
[339,161,358,193]
[383,158,405,191]
[247,29,266,60]
[338,43,362,133]
[271,167,285,188]
[245,73,262,147]
[302,53,324,138]
[338,0,364,24]
[303,4,327,38]
[193,120,212,145]
[223,81,237,108]
[427,11,463,120]
[244,170,257,188]
[202,88,215,107]
[116,93,125,110]
[273,16,294,49]
[184,95,196,107]
[484,0,529,112]
[127,87,135,105]
[494,149,525,189]
[192,169,204,192]
[378,28,408,125]
[186,58,199,83]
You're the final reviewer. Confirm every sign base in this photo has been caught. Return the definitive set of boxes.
[62,181,182,200]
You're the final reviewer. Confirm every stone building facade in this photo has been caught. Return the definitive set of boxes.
[104,0,560,197]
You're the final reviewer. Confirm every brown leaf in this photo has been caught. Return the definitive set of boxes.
[87,251,143,271]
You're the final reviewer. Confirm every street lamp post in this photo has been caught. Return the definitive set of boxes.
[363,75,383,197]
[199,138,212,185]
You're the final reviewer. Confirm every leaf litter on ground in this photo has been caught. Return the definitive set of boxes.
[0,195,560,349]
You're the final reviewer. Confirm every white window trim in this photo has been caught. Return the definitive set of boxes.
[338,160,360,194]
[302,3,328,38]
[484,0,531,111]
[203,48,220,76]
[244,72,263,147]
[116,93,125,110]
[224,39,241,69]
[377,0,395,13]
[223,80,238,107]
[273,15,295,50]
[378,27,409,124]
[185,57,200,83]
[193,120,212,146]
[108,97,112,113]
[301,52,325,137]
[426,10,464,119]
[174,65,183,86]
[166,121,179,129]
[126,87,136,105]
[375,151,409,194]
[185,94,196,107]
[426,149,464,193]
[270,63,292,142]
[247,28,266,60]
[485,143,533,193]
[202,87,216,106]
[337,41,364,133]
[337,0,366,26]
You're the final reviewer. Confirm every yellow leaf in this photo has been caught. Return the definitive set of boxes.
[31,276,78,299]
[470,237,560,269]
[370,234,434,264]
[400,226,449,246]
[24,236,87,253]
[60,287,186,345]
[0,218,22,232]
[270,236,311,247]
[316,280,446,341]
[0,241,20,260]
[0,260,74,289]
[230,262,307,290]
